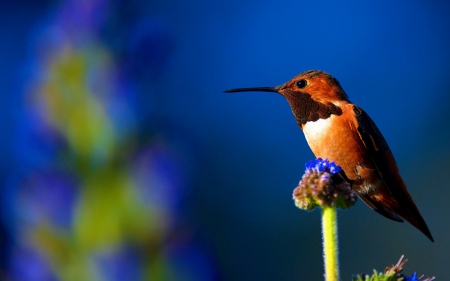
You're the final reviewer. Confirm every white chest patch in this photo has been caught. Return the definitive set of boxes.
[302,116,334,144]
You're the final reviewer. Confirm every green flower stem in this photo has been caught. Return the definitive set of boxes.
[322,205,339,281]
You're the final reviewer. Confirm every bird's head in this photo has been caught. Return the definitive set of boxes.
[225,70,349,105]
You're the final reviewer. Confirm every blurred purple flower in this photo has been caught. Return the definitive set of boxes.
[8,246,57,281]
[132,141,187,217]
[55,0,110,37]
[15,171,78,229]
[95,245,143,281]
[4,1,214,280]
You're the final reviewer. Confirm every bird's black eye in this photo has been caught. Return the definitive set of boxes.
[296,79,307,89]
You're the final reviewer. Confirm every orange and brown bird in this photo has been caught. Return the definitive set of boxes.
[225,70,433,241]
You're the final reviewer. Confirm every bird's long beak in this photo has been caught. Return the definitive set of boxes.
[224,86,279,93]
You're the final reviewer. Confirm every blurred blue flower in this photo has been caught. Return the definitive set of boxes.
[8,246,57,281]
[13,104,66,171]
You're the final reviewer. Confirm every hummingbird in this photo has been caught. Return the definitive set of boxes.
[225,70,433,241]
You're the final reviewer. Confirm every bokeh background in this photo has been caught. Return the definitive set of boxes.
[1,0,450,280]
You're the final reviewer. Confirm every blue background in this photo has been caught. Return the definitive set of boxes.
[1,0,450,280]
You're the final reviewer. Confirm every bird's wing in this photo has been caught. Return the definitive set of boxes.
[352,106,398,185]
[352,106,411,220]
[352,105,434,242]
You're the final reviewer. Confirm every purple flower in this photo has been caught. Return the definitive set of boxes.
[294,158,356,210]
